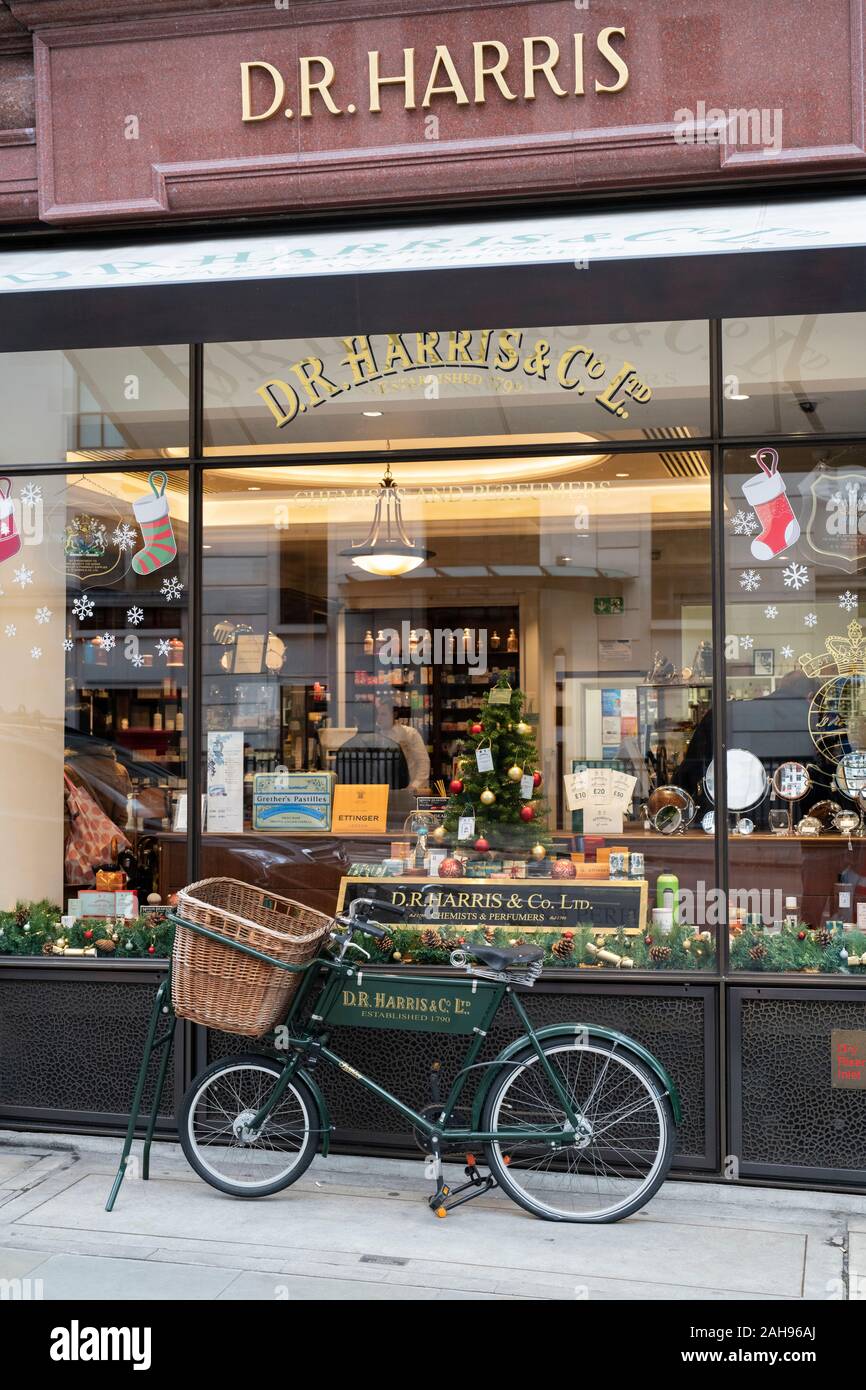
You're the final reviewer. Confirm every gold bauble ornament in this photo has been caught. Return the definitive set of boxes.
[515,720,531,736]
[530,842,547,860]
[507,764,523,782]
[431,824,446,842]
[480,788,496,806]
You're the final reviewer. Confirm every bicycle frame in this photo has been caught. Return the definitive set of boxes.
[246,953,586,1146]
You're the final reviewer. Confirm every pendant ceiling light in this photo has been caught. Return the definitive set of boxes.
[342,463,432,576]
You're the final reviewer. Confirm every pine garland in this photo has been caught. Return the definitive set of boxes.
[0,902,175,958]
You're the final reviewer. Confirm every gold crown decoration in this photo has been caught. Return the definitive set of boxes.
[800,620,866,678]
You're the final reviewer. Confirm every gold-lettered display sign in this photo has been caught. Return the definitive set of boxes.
[336,876,648,935]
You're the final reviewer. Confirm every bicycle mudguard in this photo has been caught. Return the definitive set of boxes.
[297,1067,333,1156]
[471,1024,682,1128]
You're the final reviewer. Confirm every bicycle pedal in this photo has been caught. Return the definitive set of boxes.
[435,1206,448,1219]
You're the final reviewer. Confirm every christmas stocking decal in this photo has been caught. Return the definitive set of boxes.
[0,477,21,566]
[743,447,800,561]
[131,471,177,576]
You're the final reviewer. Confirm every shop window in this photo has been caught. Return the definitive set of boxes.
[201,451,715,971]
[722,312,866,437]
[0,469,189,956]
[202,322,709,454]
[725,443,866,974]
[0,346,190,467]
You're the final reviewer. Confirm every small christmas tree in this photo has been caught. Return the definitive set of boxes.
[441,675,549,860]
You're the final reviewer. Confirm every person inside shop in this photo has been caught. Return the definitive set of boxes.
[336,692,431,817]
[374,691,431,798]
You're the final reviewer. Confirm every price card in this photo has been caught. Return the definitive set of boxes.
[609,770,637,810]
[563,771,588,811]
[488,685,512,705]
[520,773,534,800]
[476,746,494,771]
[458,814,475,840]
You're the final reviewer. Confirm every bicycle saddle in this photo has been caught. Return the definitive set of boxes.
[469,943,544,972]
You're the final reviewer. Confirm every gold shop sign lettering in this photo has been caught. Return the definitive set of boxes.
[256,331,652,427]
[336,875,648,936]
[324,975,497,1034]
[241,30,629,123]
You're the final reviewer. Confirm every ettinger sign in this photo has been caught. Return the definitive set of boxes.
[241,29,629,122]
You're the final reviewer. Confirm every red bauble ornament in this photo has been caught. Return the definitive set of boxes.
[439,858,463,878]
[148,944,155,955]
[797,930,807,940]
[519,805,535,822]
[448,778,464,795]
[469,723,483,735]
[645,935,654,946]
[474,837,490,853]
[532,771,543,787]
[83,929,93,940]
[551,858,576,879]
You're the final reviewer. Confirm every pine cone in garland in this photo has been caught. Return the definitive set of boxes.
[483,925,496,943]
[14,905,28,929]
[420,928,441,949]
[650,945,671,963]
[552,931,574,960]
[379,934,394,956]
[816,930,832,950]
[749,943,767,962]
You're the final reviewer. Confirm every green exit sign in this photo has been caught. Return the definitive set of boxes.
[594,597,624,616]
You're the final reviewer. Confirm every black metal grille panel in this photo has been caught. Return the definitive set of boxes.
[208,983,713,1166]
[732,989,866,1178]
[0,973,175,1120]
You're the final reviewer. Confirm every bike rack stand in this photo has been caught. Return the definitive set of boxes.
[105,976,177,1212]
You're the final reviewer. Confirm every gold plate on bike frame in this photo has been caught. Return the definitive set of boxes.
[323,974,499,1034]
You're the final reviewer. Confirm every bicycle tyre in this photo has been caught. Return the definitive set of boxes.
[179,1054,319,1198]
[482,1037,675,1223]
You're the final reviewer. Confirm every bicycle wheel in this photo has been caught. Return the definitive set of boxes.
[482,1038,674,1222]
[179,1054,319,1198]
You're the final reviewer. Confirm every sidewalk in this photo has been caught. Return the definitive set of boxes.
[1,1130,865,1301]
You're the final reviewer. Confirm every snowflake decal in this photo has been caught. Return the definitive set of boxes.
[839,590,858,612]
[126,606,144,626]
[781,645,794,659]
[783,562,809,590]
[764,605,778,620]
[98,632,116,652]
[831,492,843,506]
[4,624,16,638]
[30,646,41,661]
[739,569,762,592]
[34,607,52,625]
[731,510,759,536]
[740,635,754,650]
[156,638,171,658]
[72,595,95,621]
[129,653,145,668]
[160,576,184,602]
[112,522,137,553]
[20,482,42,507]
[13,565,33,589]
[62,638,74,652]
[804,612,818,628]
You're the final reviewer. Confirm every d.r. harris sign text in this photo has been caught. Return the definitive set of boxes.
[241,28,629,122]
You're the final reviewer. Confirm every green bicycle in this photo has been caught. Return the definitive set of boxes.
[108,889,680,1223]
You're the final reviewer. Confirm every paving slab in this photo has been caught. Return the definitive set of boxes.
[26,1252,241,1301]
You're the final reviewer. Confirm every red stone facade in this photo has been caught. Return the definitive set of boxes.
[0,0,864,226]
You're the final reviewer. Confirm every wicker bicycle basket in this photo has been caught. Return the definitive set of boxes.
[171,878,332,1036]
